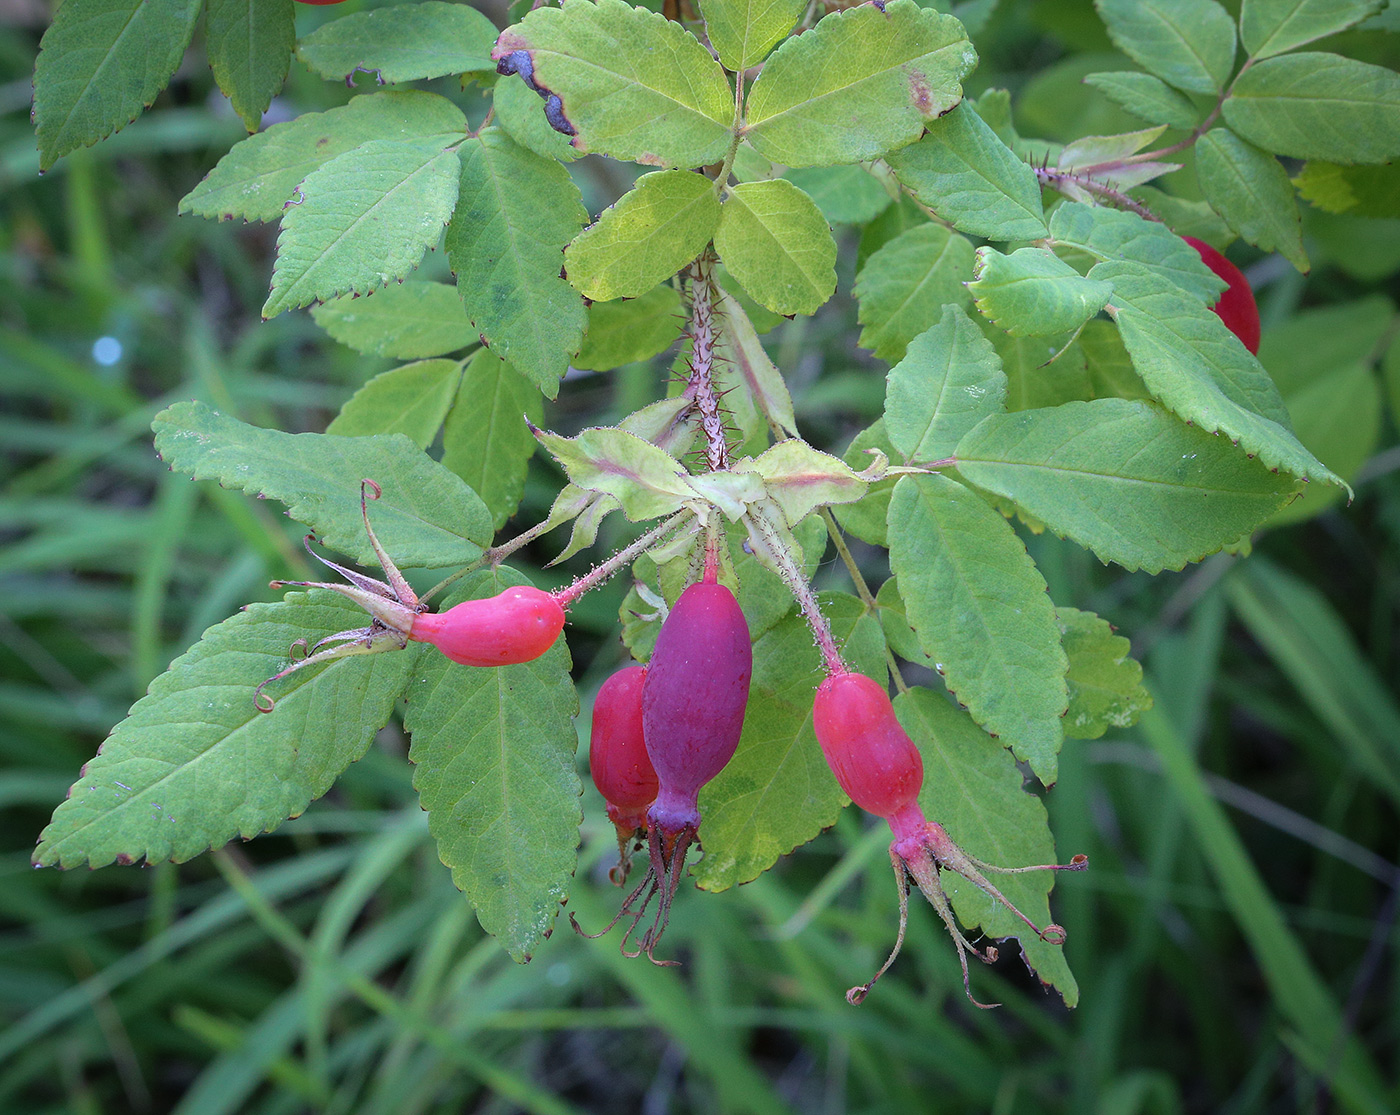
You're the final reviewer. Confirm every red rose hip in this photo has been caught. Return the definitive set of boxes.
[1183,236,1261,354]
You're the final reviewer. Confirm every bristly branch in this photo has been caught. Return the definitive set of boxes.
[685,254,729,472]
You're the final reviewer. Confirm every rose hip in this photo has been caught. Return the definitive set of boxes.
[588,664,658,884]
[1183,236,1261,354]
[408,586,564,667]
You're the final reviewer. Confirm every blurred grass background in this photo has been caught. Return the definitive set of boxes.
[3,1,1399,1112]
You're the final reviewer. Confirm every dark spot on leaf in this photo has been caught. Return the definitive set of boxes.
[909,75,933,114]
[496,49,576,137]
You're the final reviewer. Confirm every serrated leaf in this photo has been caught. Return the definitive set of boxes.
[715,180,836,317]
[35,591,419,868]
[700,0,805,70]
[968,247,1114,337]
[693,593,887,891]
[312,281,474,360]
[894,688,1078,1005]
[744,0,976,168]
[179,92,467,224]
[782,165,893,226]
[1128,185,1236,246]
[885,101,1048,241]
[1059,125,1167,170]
[1093,260,1343,485]
[327,359,461,448]
[491,71,581,163]
[1048,202,1225,304]
[403,568,580,962]
[1196,129,1307,271]
[263,142,461,318]
[447,128,587,397]
[734,441,867,526]
[533,426,694,521]
[441,350,544,531]
[995,333,1093,413]
[153,400,493,567]
[854,224,976,363]
[1095,0,1237,95]
[885,304,1007,465]
[1058,607,1152,739]
[33,0,202,170]
[874,577,934,668]
[1294,161,1400,218]
[296,2,497,84]
[834,421,898,546]
[565,170,722,302]
[887,473,1067,784]
[493,0,733,166]
[1083,71,1199,130]
[575,286,684,372]
[1223,54,1400,164]
[954,399,1299,572]
[715,289,798,437]
[207,0,294,132]
[1240,0,1385,61]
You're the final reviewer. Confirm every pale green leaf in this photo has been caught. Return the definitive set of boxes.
[895,688,1079,1005]
[1094,0,1237,95]
[1293,161,1400,218]
[874,577,934,669]
[442,350,544,531]
[1083,71,1200,130]
[533,425,694,521]
[1240,0,1384,60]
[1196,129,1307,271]
[1058,607,1152,739]
[491,71,581,163]
[700,0,805,70]
[263,142,461,318]
[179,92,467,223]
[296,2,498,84]
[735,441,867,526]
[995,333,1094,412]
[885,304,1007,465]
[493,0,733,166]
[968,247,1114,337]
[715,289,798,436]
[854,223,976,363]
[447,128,588,397]
[312,281,474,360]
[693,594,887,891]
[744,0,976,168]
[1080,319,1150,400]
[565,170,722,302]
[327,359,461,448]
[152,400,493,567]
[715,180,837,317]
[35,591,419,868]
[1223,54,1400,164]
[884,101,1048,241]
[955,399,1299,572]
[1094,260,1343,485]
[34,0,201,170]
[887,473,1067,784]
[1058,125,1167,170]
[404,568,579,962]
[207,0,294,132]
[782,165,893,226]
[575,286,684,372]
[834,421,898,546]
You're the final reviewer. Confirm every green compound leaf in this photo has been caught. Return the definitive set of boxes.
[1240,0,1385,61]
[699,0,805,71]
[575,286,684,372]
[744,0,976,168]
[895,688,1078,1006]
[1047,202,1225,304]
[441,350,544,531]
[885,102,1048,241]
[263,141,461,318]
[207,0,294,132]
[313,281,475,361]
[327,359,462,449]
[296,2,498,84]
[447,128,588,398]
[1058,607,1152,740]
[179,92,467,224]
[1195,128,1307,272]
[1093,260,1342,486]
[35,591,419,869]
[153,400,493,568]
[1095,0,1237,96]
[955,399,1298,573]
[715,180,837,317]
[884,304,1007,465]
[693,593,887,892]
[403,568,580,962]
[854,223,976,364]
[1294,161,1400,218]
[1083,71,1200,130]
[533,425,694,522]
[1223,53,1400,164]
[493,0,733,167]
[996,333,1093,413]
[887,473,1067,785]
[783,165,894,226]
[565,170,722,302]
[33,0,202,171]
[967,246,1114,337]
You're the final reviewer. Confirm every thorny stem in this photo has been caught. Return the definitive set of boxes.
[1035,166,1158,218]
[686,256,729,472]
[553,511,695,608]
[748,504,845,674]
